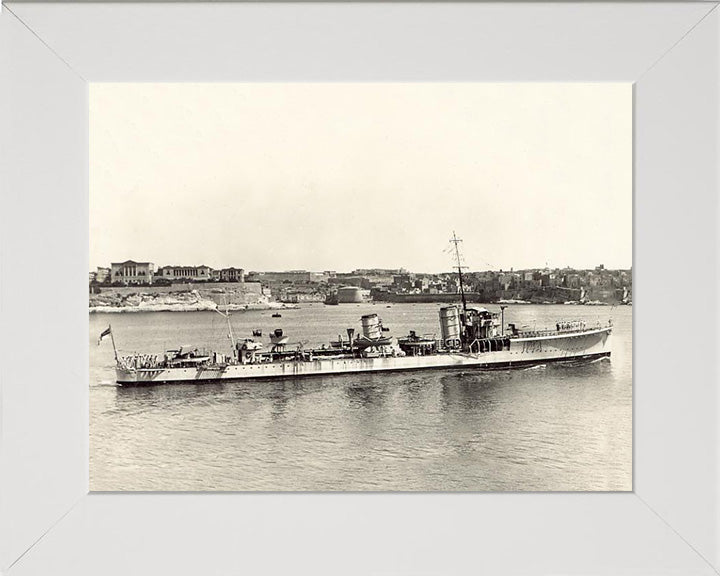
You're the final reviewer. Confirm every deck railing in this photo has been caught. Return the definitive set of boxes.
[514,322,606,339]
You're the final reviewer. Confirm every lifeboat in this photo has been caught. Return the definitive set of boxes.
[353,335,393,349]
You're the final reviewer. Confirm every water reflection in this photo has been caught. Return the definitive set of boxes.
[345,383,388,409]
[265,380,307,419]
[439,370,505,414]
[115,381,228,408]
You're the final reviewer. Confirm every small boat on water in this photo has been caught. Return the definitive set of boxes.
[272,312,282,318]
[104,233,613,385]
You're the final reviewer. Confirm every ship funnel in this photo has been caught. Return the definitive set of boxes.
[360,313,382,339]
[439,305,462,348]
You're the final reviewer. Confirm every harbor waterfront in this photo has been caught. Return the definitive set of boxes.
[90,302,631,491]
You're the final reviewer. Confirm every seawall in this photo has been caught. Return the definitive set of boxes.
[89,282,287,313]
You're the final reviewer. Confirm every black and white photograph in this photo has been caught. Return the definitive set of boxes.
[89,83,632,492]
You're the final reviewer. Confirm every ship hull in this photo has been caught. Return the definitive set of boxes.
[116,328,611,385]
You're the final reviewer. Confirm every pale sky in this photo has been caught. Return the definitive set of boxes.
[90,83,632,273]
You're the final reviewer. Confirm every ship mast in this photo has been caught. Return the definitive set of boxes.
[213,293,236,351]
[226,310,236,349]
[450,231,468,317]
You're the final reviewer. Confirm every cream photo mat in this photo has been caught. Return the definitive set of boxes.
[1,2,718,574]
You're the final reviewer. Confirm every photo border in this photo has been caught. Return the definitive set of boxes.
[1,2,718,574]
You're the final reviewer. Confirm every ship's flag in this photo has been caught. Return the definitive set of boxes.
[98,326,112,346]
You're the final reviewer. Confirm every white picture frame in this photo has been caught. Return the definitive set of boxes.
[1,2,718,574]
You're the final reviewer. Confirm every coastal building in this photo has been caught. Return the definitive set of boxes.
[353,268,408,276]
[157,265,213,281]
[279,290,324,303]
[218,267,245,282]
[248,270,327,283]
[110,260,156,285]
[95,267,111,284]
[330,275,373,289]
[392,274,415,291]
[498,273,519,291]
[565,273,582,289]
[521,271,542,288]
[337,286,363,303]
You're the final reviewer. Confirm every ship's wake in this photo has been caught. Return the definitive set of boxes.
[94,380,121,387]
[521,364,547,371]
[554,356,611,370]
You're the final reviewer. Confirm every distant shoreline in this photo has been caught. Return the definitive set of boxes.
[88,304,297,314]
[89,300,625,313]
[88,283,298,314]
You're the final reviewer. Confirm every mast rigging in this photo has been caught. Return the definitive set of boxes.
[450,231,468,317]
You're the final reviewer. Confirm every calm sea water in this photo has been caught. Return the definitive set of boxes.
[89,303,632,491]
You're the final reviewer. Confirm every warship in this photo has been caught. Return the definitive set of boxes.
[103,235,612,386]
